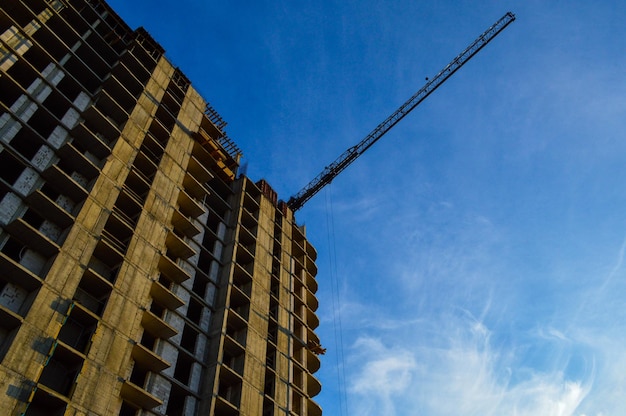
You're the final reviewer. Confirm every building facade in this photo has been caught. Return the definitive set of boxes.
[0,1,322,415]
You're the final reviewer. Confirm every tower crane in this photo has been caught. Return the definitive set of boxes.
[287,12,516,212]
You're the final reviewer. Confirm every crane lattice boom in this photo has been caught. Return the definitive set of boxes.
[287,12,515,212]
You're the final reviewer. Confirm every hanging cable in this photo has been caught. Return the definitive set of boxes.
[325,185,349,416]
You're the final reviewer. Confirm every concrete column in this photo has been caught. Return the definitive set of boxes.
[47,126,68,149]
[147,373,172,415]
[14,167,40,196]
[31,145,54,170]
[182,396,197,416]
[0,283,28,314]
[188,362,202,392]
[158,341,179,379]
[19,249,47,275]
[0,192,23,224]
[204,282,216,305]
[199,308,211,332]
[39,220,62,242]
[0,114,21,143]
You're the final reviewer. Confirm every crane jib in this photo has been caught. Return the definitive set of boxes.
[287,12,516,212]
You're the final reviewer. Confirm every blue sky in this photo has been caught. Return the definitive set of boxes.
[106,1,626,414]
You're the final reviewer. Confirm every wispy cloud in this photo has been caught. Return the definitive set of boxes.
[348,337,418,415]
[345,312,595,416]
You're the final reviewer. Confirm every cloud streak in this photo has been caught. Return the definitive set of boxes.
[346,312,595,416]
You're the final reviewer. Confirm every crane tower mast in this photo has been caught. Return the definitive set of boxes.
[287,12,515,212]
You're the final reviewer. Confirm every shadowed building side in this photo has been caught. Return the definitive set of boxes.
[0,1,322,415]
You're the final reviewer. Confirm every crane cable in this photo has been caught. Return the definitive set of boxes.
[325,184,349,416]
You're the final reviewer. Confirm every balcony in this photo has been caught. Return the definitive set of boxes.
[243,190,260,214]
[131,342,170,372]
[307,398,323,416]
[305,327,320,348]
[304,347,321,374]
[42,164,89,202]
[229,290,250,322]
[186,155,213,183]
[205,178,234,209]
[291,239,305,258]
[304,255,318,277]
[205,190,230,214]
[177,190,204,219]
[182,172,210,200]
[24,385,68,416]
[25,189,74,228]
[292,365,305,394]
[100,229,129,258]
[223,333,245,360]
[149,280,184,311]
[59,53,101,95]
[147,117,170,144]
[73,41,111,80]
[74,262,115,316]
[119,50,151,86]
[91,241,122,275]
[227,307,248,329]
[232,262,252,289]
[57,304,97,354]
[123,172,150,207]
[133,151,157,182]
[222,348,245,377]
[58,142,100,179]
[0,304,22,332]
[292,308,305,332]
[216,366,242,411]
[235,244,254,266]
[306,372,322,397]
[110,61,144,97]
[141,132,166,159]
[71,122,111,159]
[129,38,160,75]
[73,286,108,317]
[239,207,257,232]
[304,270,318,294]
[38,341,84,397]
[171,209,201,239]
[238,221,256,247]
[5,218,59,257]
[295,298,319,329]
[291,390,304,416]
[305,289,319,312]
[214,395,239,416]
[141,310,177,339]
[305,307,319,330]
[165,231,195,260]
[83,27,119,66]
[158,255,191,284]
[220,363,243,387]
[101,74,137,113]
[232,279,252,300]
[82,105,119,143]
[153,107,176,134]
[113,193,142,229]
[120,380,162,410]
[267,322,278,347]
[305,241,317,262]
[0,251,44,291]
[292,224,305,243]
[225,312,247,347]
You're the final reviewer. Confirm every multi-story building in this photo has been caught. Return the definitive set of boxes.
[0,1,322,415]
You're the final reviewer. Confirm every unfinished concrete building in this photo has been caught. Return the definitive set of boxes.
[0,0,322,415]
